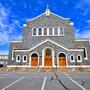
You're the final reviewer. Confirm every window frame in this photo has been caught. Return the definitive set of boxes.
[77,55,82,62]
[32,27,37,36]
[59,26,64,36]
[54,27,59,35]
[32,26,64,36]
[38,27,42,36]
[43,27,48,36]
[70,55,75,62]
[82,47,88,60]
[49,27,53,36]
[16,55,21,62]
[23,55,27,62]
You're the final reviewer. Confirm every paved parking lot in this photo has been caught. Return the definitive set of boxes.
[0,72,90,90]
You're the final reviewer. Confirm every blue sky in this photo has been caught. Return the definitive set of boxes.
[0,0,90,55]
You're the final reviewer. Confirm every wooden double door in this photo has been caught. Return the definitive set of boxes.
[44,48,52,66]
[58,53,66,66]
[31,53,38,66]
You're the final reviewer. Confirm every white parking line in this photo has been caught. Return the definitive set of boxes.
[1,77,24,90]
[68,77,86,90]
[64,73,86,90]
[41,77,47,90]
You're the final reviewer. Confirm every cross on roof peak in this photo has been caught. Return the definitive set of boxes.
[46,4,49,9]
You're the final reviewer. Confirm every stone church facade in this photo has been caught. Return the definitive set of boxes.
[8,8,90,67]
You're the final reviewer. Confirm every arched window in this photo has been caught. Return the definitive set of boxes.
[70,55,75,62]
[31,53,38,66]
[31,53,38,57]
[77,55,82,62]
[16,55,21,62]
[60,27,64,36]
[44,28,47,35]
[23,55,27,62]
[58,53,65,57]
[33,28,37,35]
[58,53,66,66]
[82,48,87,60]
[54,27,58,35]
[45,48,52,56]
[49,27,53,35]
[38,28,42,35]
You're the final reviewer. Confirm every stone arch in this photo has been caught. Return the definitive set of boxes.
[58,52,66,66]
[30,53,39,66]
[43,47,54,66]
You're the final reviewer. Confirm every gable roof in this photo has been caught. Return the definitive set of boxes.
[15,39,83,52]
[27,9,70,22]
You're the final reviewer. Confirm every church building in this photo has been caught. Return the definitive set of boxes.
[8,7,90,67]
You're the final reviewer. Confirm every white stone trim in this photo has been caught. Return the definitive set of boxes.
[67,65,90,67]
[58,27,60,35]
[47,28,49,35]
[10,41,22,43]
[7,65,90,68]
[12,49,14,60]
[70,55,75,62]
[68,49,83,51]
[51,12,70,20]
[15,39,84,52]
[29,52,39,67]
[32,27,65,36]
[27,12,45,21]
[82,47,88,60]
[75,39,89,41]
[16,55,21,62]
[70,22,74,25]
[23,24,27,27]
[77,55,82,62]
[57,52,68,67]
[27,10,69,22]
[52,28,54,35]
[23,55,27,62]
[42,47,55,67]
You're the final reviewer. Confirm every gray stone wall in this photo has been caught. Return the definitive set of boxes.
[8,12,90,66]
[22,13,75,49]
[8,41,22,65]
[10,41,89,66]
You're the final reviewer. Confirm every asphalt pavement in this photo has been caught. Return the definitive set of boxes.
[0,72,90,90]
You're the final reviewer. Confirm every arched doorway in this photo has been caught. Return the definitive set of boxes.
[58,53,66,66]
[44,48,52,66]
[31,53,38,66]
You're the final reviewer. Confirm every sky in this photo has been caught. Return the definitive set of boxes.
[0,0,90,55]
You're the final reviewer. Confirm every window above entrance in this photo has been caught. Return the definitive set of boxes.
[32,27,64,36]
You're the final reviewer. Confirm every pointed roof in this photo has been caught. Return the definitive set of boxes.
[27,6,70,22]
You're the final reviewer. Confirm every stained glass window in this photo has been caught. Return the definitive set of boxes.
[45,48,51,56]
[44,28,47,35]
[33,28,37,35]
[60,27,64,35]
[54,27,58,35]
[49,27,53,35]
[38,28,42,35]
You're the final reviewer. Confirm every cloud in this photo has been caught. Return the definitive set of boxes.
[75,29,90,38]
[74,0,90,16]
[0,3,22,46]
